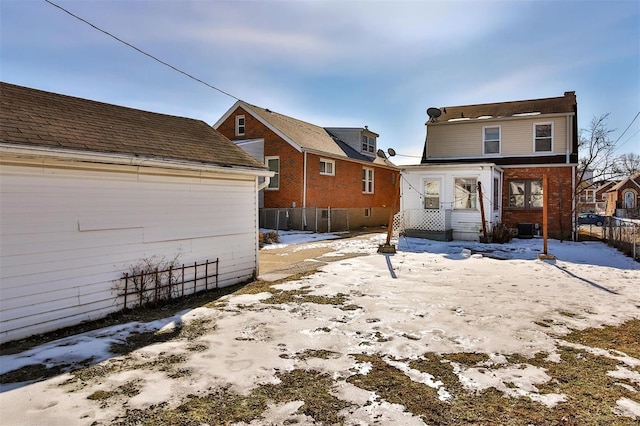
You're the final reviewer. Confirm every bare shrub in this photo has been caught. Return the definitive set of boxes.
[490,223,513,244]
[120,253,182,307]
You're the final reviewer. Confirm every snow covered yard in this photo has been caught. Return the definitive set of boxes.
[1,234,639,425]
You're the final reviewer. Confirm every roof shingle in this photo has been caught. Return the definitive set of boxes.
[0,82,266,170]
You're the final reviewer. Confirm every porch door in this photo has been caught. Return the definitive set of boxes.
[424,179,441,209]
[624,191,635,208]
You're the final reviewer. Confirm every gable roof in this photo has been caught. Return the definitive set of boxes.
[608,173,640,192]
[430,91,577,123]
[216,100,395,167]
[0,82,266,171]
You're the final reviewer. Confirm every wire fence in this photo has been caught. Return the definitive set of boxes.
[259,208,349,233]
[603,218,640,261]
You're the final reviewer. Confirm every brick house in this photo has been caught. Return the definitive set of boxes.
[605,173,640,218]
[400,92,578,240]
[215,101,400,231]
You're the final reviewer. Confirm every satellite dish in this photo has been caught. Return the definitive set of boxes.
[376,149,387,158]
[387,148,396,157]
[427,107,442,121]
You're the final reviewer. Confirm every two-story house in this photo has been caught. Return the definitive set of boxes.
[400,92,578,241]
[215,101,400,232]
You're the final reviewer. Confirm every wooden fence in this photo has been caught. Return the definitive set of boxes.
[120,258,219,310]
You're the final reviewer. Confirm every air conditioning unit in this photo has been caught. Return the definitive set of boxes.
[517,223,534,239]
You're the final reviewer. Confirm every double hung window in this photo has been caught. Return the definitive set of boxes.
[508,180,543,208]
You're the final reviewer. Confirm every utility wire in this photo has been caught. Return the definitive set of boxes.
[45,0,241,102]
[613,111,640,151]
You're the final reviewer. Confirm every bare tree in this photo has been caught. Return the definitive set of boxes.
[577,113,617,185]
[574,114,617,240]
[616,152,640,175]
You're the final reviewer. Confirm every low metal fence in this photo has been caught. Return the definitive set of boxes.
[120,258,219,310]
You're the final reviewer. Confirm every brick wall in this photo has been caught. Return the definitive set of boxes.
[217,107,400,216]
[502,166,574,239]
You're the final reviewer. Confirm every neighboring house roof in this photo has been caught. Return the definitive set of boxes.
[430,91,576,123]
[608,173,640,192]
[0,82,266,171]
[216,100,396,167]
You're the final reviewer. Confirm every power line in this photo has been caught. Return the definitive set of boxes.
[613,111,640,151]
[44,0,240,102]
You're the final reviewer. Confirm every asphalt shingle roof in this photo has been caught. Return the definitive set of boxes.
[431,92,577,123]
[239,101,395,167]
[0,82,266,170]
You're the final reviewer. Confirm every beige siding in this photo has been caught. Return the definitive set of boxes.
[1,163,258,343]
[427,116,570,158]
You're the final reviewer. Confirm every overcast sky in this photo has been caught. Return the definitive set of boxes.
[1,0,638,164]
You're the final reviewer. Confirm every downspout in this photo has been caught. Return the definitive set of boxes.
[303,151,308,208]
[257,176,271,191]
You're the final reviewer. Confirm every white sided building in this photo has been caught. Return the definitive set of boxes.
[0,82,271,343]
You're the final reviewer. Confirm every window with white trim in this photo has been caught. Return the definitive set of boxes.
[454,177,477,209]
[364,208,371,217]
[361,135,375,153]
[483,126,500,155]
[534,122,553,152]
[235,115,245,136]
[362,168,374,193]
[508,179,543,209]
[423,179,440,209]
[265,156,279,190]
[320,158,335,175]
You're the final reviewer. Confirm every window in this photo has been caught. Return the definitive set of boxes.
[493,177,500,211]
[320,158,335,175]
[361,135,375,153]
[534,123,553,152]
[265,156,279,190]
[364,208,371,217]
[454,177,477,209]
[483,126,500,155]
[508,179,543,209]
[423,179,440,209]
[235,115,245,136]
[362,168,374,193]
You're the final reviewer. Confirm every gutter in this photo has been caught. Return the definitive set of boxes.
[0,143,272,178]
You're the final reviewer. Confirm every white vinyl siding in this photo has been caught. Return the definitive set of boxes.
[427,117,568,158]
[0,163,259,343]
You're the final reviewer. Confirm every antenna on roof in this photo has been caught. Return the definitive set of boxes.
[427,107,442,122]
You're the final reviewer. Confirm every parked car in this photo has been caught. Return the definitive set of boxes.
[578,213,605,226]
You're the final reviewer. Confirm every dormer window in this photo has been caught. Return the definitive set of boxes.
[362,135,375,153]
[235,115,245,136]
[483,126,500,155]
